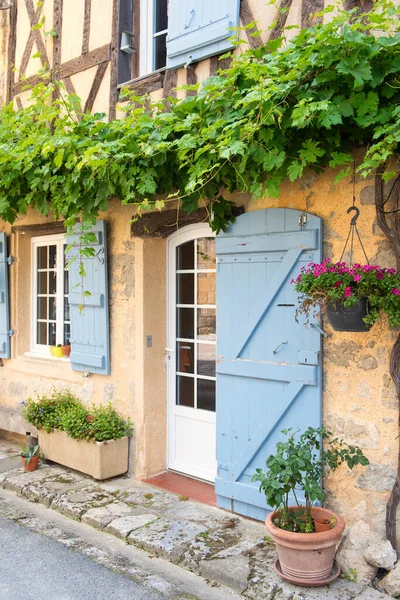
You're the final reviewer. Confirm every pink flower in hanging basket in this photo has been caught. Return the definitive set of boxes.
[291,259,400,328]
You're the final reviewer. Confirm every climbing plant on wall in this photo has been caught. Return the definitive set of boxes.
[1,0,400,546]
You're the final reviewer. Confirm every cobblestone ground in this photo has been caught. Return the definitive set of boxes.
[0,440,393,600]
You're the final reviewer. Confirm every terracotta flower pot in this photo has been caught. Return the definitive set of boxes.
[314,518,332,533]
[22,455,39,472]
[266,506,344,585]
[61,345,71,357]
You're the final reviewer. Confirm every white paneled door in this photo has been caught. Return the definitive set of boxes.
[167,224,217,482]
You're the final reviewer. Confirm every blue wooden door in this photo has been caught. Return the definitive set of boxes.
[215,209,322,521]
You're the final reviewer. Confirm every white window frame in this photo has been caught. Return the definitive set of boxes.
[139,0,168,76]
[30,233,69,356]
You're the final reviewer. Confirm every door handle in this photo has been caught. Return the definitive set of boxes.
[273,341,288,355]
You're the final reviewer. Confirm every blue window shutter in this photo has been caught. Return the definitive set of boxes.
[0,232,11,359]
[166,0,240,69]
[67,221,110,375]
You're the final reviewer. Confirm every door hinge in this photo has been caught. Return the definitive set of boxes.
[298,213,307,229]
[0,256,13,265]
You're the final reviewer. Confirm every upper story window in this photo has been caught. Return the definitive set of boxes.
[140,0,168,75]
[118,0,240,83]
[31,234,70,355]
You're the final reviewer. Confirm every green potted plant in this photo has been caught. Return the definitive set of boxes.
[13,444,41,472]
[292,259,400,332]
[21,392,133,479]
[49,344,63,358]
[252,427,369,586]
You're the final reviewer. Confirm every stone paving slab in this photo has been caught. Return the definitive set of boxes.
[82,501,137,530]
[0,457,22,473]
[128,517,209,563]
[0,455,395,599]
[106,513,159,538]
[51,487,116,520]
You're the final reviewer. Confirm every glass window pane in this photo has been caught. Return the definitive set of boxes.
[177,375,194,407]
[50,297,57,321]
[64,297,70,322]
[177,241,194,270]
[197,308,216,341]
[197,238,216,269]
[37,297,48,320]
[37,246,47,269]
[37,322,47,345]
[64,323,70,346]
[63,244,67,267]
[177,273,194,305]
[64,270,69,295]
[154,33,167,70]
[49,245,57,269]
[197,272,215,305]
[177,341,194,374]
[197,379,216,412]
[37,272,47,294]
[177,308,194,339]
[48,322,56,346]
[49,272,57,295]
[197,344,216,377]
[155,0,167,32]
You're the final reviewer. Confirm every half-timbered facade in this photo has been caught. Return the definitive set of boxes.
[0,0,399,547]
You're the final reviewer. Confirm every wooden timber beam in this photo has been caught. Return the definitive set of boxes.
[301,0,324,28]
[22,0,50,69]
[6,0,17,103]
[82,0,91,55]
[84,62,108,113]
[240,0,262,49]
[109,0,119,120]
[269,0,293,41]
[13,44,111,95]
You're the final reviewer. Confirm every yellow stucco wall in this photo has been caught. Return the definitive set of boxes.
[0,0,398,543]
[242,166,397,541]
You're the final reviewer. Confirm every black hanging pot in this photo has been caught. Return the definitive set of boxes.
[325,297,371,332]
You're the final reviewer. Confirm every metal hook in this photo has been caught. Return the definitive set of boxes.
[347,206,360,226]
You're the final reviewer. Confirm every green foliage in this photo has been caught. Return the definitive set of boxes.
[13,444,40,465]
[293,259,400,327]
[21,392,132,442]
[0,3,399,233]
[21,390,79,432]
[252,427,369,533]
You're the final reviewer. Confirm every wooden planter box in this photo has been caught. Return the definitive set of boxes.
[38,430,129,480]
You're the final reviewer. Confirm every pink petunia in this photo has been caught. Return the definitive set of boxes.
[353,274,361,282]
[344,286,352,298]
[392,288,400,296]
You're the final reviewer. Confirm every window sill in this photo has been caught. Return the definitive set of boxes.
[118,68,167,96]
[23,352,71,364]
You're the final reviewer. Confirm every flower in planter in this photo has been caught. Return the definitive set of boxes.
[21,391,132,442]
[292,259,400,328]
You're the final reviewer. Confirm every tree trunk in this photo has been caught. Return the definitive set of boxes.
[375,172,400,553]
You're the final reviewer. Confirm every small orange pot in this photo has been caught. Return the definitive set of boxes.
[61,345,71,357]
[314,518,333,533]
[266,506,344,585]
[22,455,39,472]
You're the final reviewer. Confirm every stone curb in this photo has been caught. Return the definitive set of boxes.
[0,459,394,600]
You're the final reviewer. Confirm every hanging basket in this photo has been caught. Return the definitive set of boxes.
[325,297,371,332]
